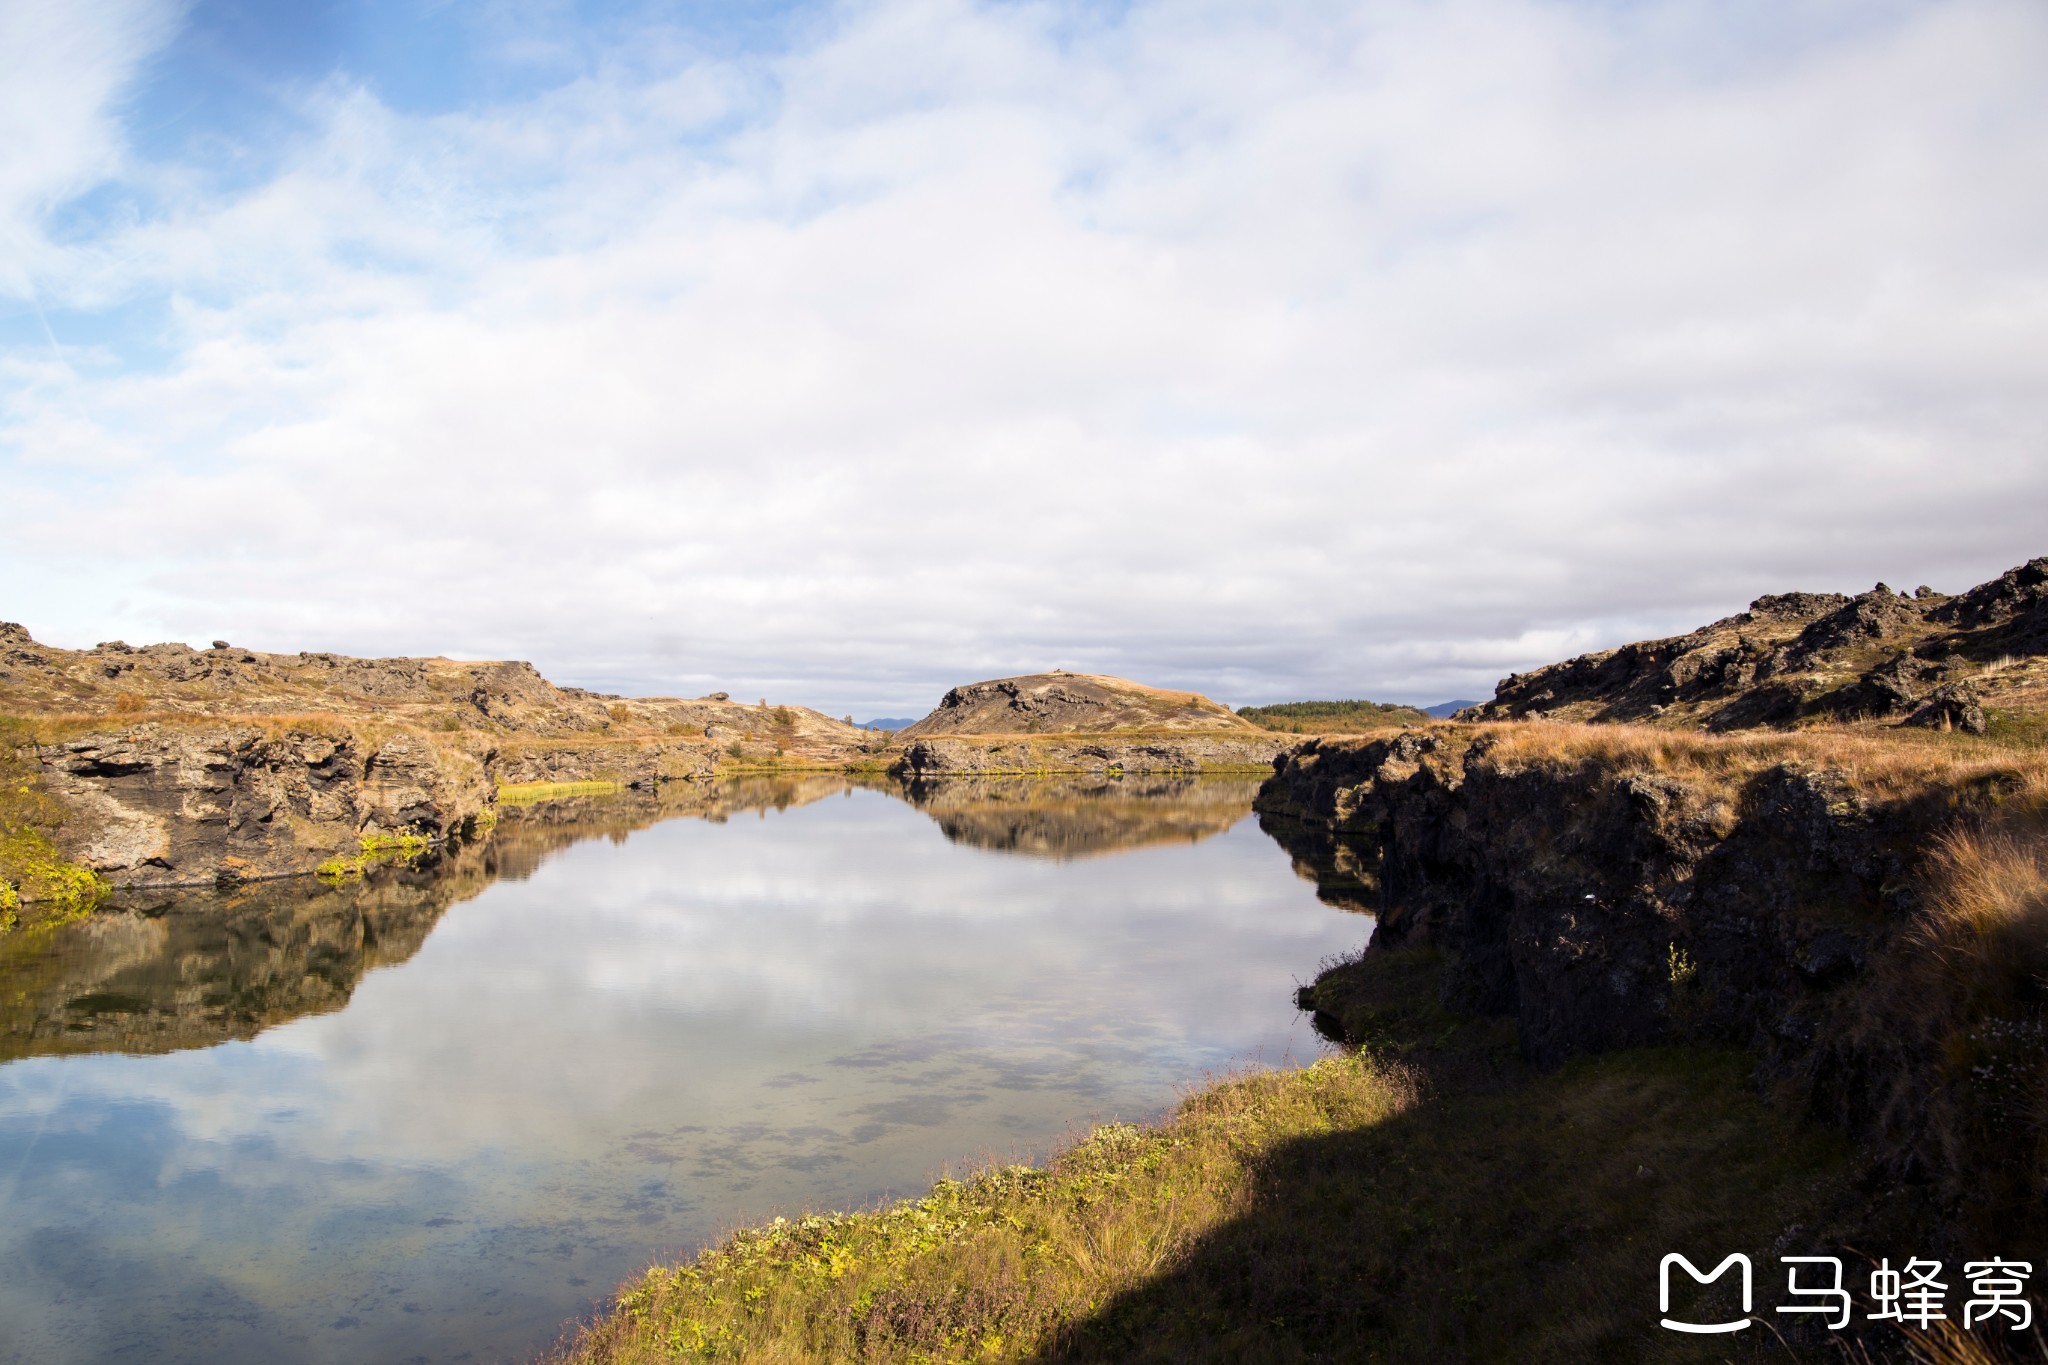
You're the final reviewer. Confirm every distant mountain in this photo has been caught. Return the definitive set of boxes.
[857,718,918,731]
[1424,700,1479,719]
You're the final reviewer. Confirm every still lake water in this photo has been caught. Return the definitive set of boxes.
[0,777,1368,1364]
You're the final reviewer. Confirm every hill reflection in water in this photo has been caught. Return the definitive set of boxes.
[0,775,1372,1365]
[3,776,1321,1065]
[903,774,1264,860]
[0,777,870,1064]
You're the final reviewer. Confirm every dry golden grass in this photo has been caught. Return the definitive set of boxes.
[1872,1322,2048,1365]
[20,708,372,744]
[497,780,628,806]
[1472,719,2048,807]
[1921,826,2048,956]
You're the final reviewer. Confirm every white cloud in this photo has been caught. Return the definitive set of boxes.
[3,0,2046,711]
[0,0,183,299]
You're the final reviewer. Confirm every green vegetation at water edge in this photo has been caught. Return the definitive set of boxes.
[314,829,436,881]
[0,717,107,933]
[557,946,1864,1364]
[1236,699,1431,734]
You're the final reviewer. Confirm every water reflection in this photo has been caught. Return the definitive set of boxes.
[1253,807,1382,916]
[903,774,1262,860]
[0,779,864,1066]
[0,777,1370,1365]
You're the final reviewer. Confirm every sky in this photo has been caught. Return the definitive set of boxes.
[2,0,2045,717]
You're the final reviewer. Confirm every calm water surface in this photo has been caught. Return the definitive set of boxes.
[0,778,1367,1364]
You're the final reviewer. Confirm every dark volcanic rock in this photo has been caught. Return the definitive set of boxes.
[1904,682,1988,735]
[1262,729,2044,1244]
[1467,557,2047,732]
[1257,733,1937,1070]
[1933,556,2048,631]
[1786,585,1929,663]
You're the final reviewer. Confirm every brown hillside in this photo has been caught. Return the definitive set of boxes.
[895,671,1260,739]
[0,623,867,759]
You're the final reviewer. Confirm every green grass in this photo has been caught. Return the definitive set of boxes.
[1237,700,1432,734]
[496,779,628,806]
[314,829,436,881]
[556,948,1861,1364]
[1985,706,2048,749]
[0,716,107,932]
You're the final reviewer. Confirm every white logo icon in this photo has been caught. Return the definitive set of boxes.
[1661,1253,1753,1334]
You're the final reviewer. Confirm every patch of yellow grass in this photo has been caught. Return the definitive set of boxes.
[1474,719,2048,807]
[496,780,626,806]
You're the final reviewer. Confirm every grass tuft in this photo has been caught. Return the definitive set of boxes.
[314,830,435,882]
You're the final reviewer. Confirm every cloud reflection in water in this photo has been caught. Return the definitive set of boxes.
[0,780,1369,1364]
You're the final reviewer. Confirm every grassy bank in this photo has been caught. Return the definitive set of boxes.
[498,779,629,806]
[556,948,1871,1364]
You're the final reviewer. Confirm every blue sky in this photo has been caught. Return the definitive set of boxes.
[3,0,2046,714]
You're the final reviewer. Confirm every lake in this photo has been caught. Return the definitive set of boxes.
[0,775,1369,1364]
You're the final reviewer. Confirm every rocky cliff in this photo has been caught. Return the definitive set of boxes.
[0,623,875,895]
[33,722,494,890]
[1264,724,2048,1242]
[1464,556,2048,736]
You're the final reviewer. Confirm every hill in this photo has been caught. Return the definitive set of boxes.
[1463,555,2048,739]
[0,624,867,754]
[1236,699,1430,734]
[895,672,1260,739]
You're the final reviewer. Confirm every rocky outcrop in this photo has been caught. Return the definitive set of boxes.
[1264,731,1916,1061]
[896,672,1260,739]
[487,738,722,787]
[1265,726,2048,1241]
[0,624,880,892]
[895,734,1283,777]
[34,722,493,889]
[1464,557,2048,733]
[1931,555,2048,648]
[887,673,1278,774]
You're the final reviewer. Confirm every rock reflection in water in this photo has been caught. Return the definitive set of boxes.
[1253,807,1382,917]
[0,777,860,1064]
[903,774,1264,860]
